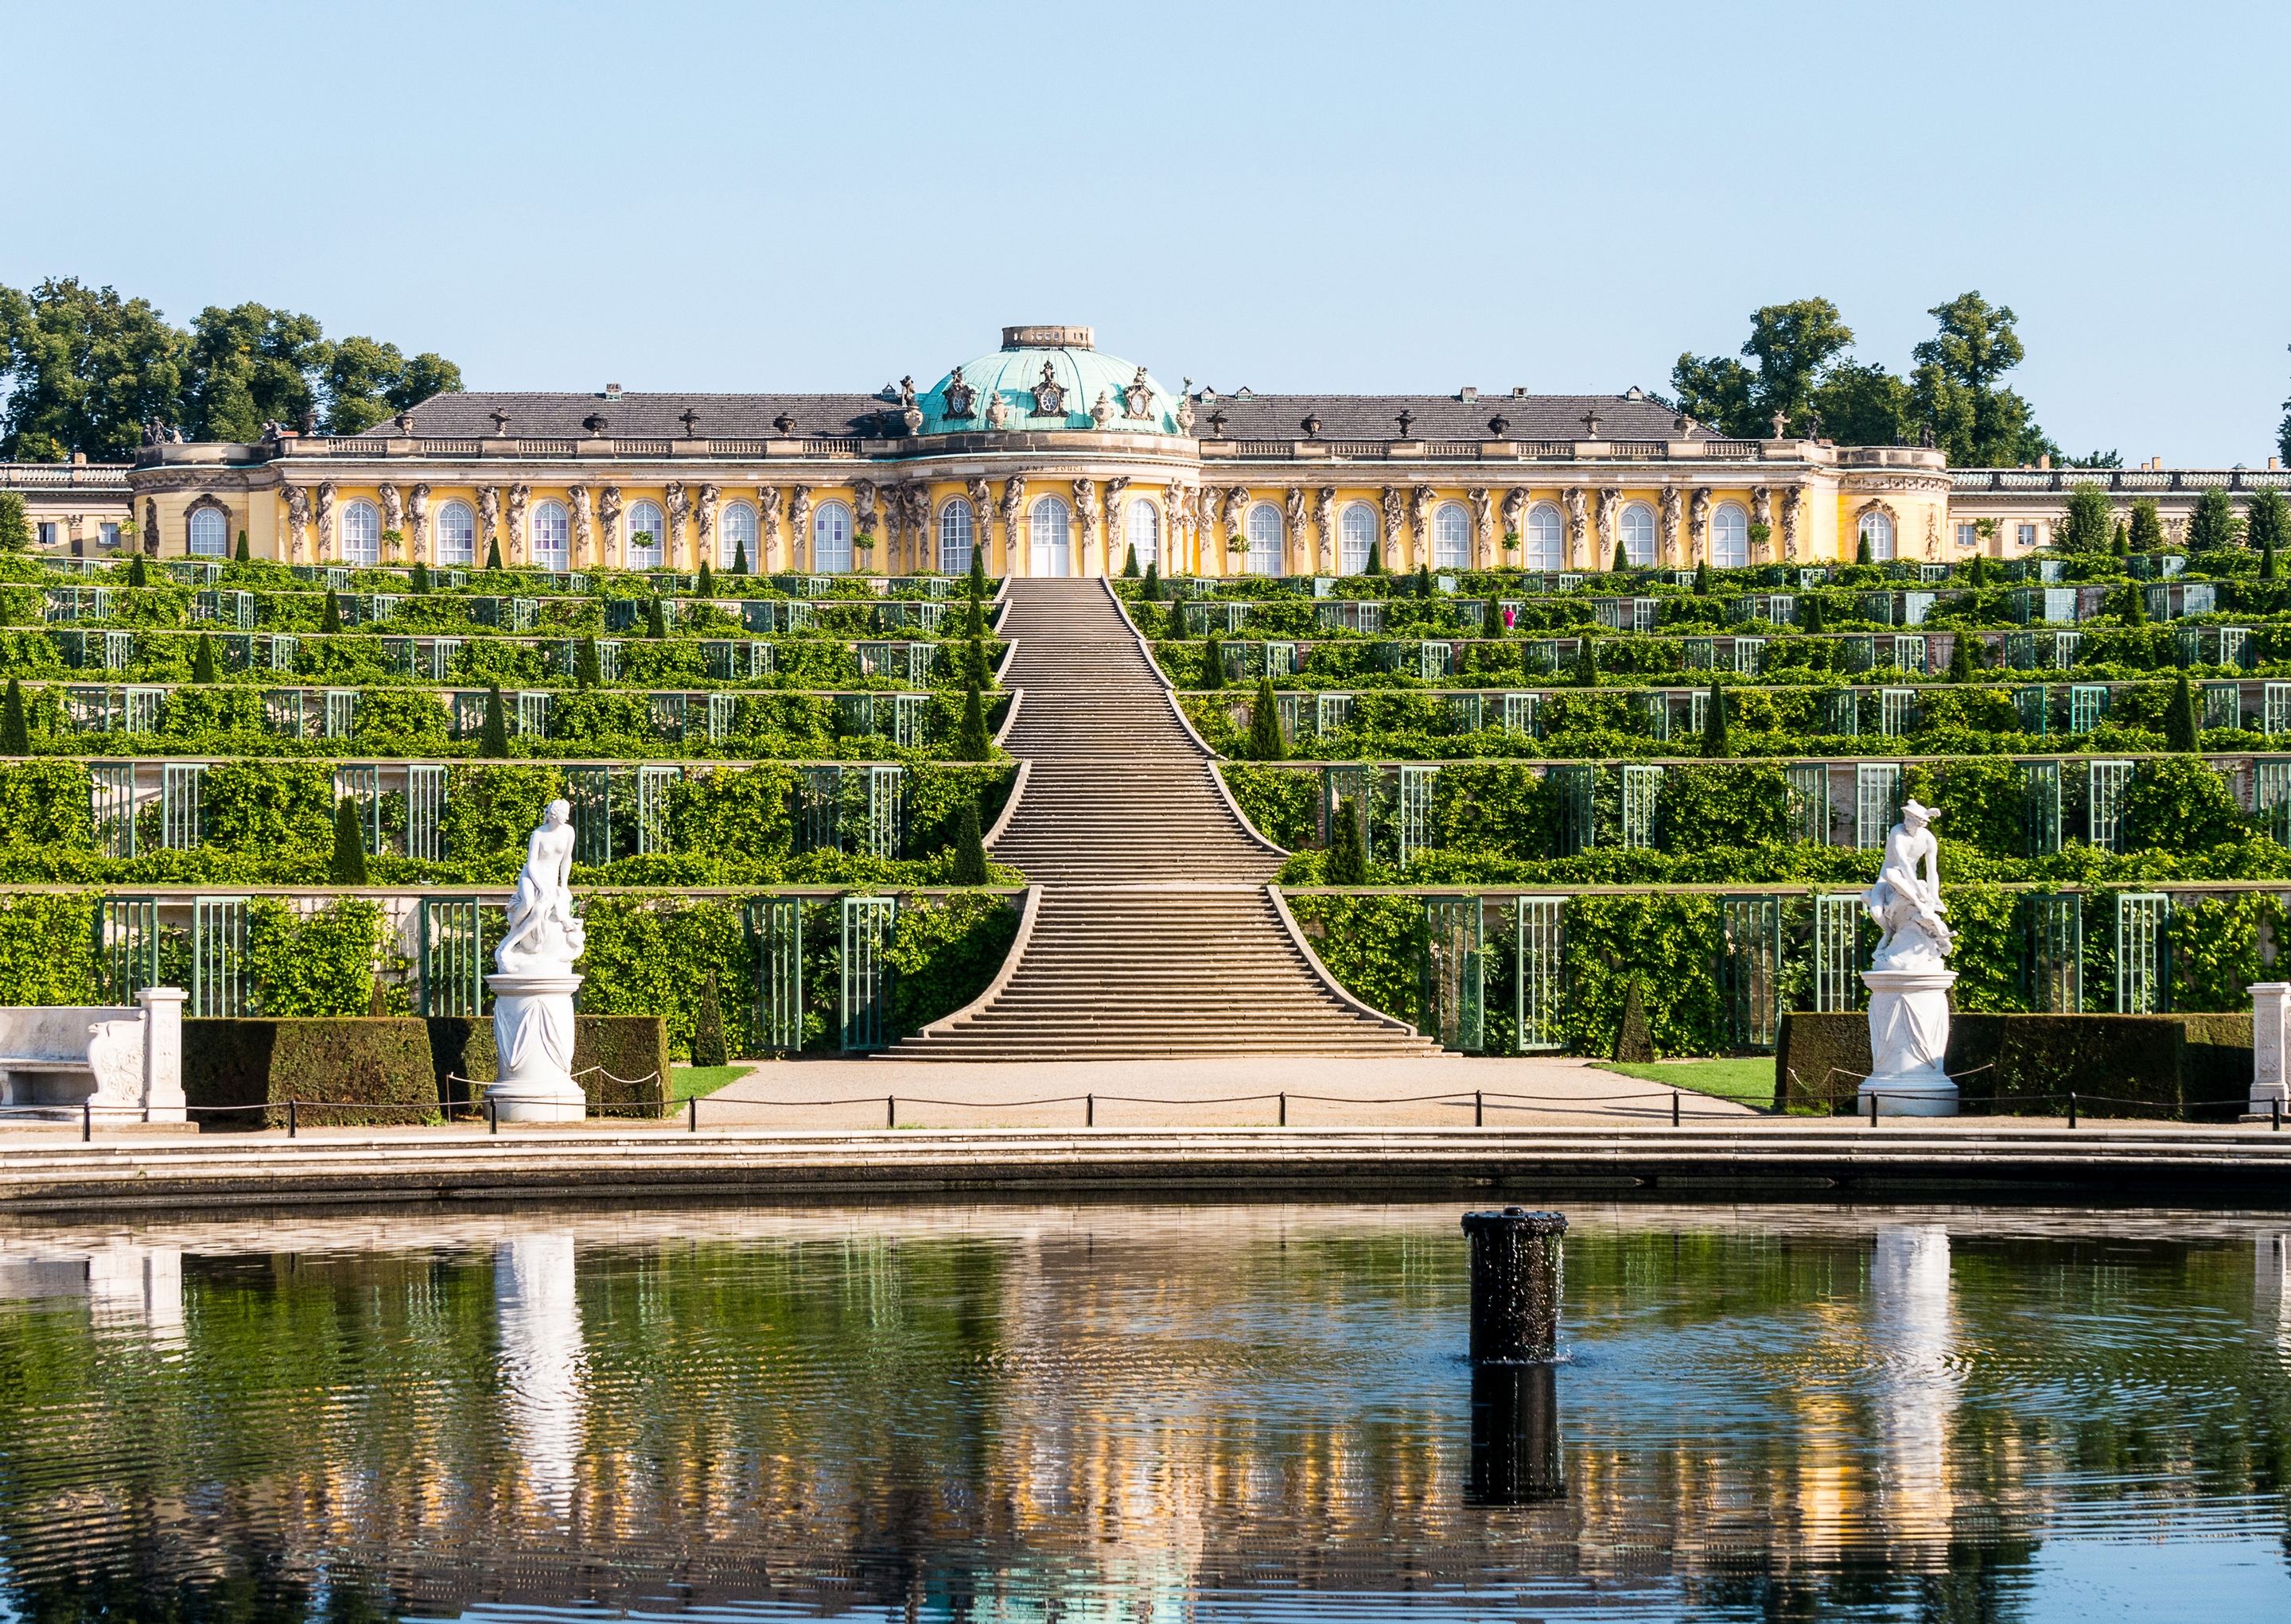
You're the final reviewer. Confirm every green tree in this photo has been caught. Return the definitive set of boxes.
[1671,297,1855,439]
[1201,635,1224,690]
[951,800,990,885]
[1142,560,1161,600]
[1247,676,1286,760]
[329,795,369,884]
[697,560,714,598]
[191,632,216,683]
[484,532,503,571]
[2246,488,2290,559]
[321,336,463,434]
[0,492,27,554]
[1908,291,2055,466]
[182,301,326,441]
[1947,632,1975,682]
[1799,593,1826,633]
[1365,541,1383,574]
[0,277,186,460]
[126,551,147,587]
[968,542,988,599]
[1325,797,1367,884]
[1611,537,1628,573]
[690,970,729,1066]
[1809,359,1912,447]
[2129,498,2165,552]
[234,527,250,561]
[410,559,430,593]
[1855,531,1873,565]
[1699,682,1729,757]
[320,589,343,631]
[646,596,668,639]
[576,635,602,690]
[955,681,990,761]
[1573,639,1598,686]
[2056,481,2115,552]
[2122,581,2147,625]
[479,684,510,759]
[2187,486,2242,550]
[0,678,26,756]
[1122,543,1139,577]
[2165,673,2200,752]
[731,537,749,574]
[1692,558,1709,594]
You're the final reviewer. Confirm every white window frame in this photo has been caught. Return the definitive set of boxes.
[722,500,757,569]
[1620,503,1655,567]
[1955,522,1978,550]
[339,500,379,566]
[435,499,476,565]
[1339,502,1377,574]
[531,499,569,569]
[2017,522,2039,549]
[1433,501,1470,569]
[1860,511,1896,560]
[1526,503,1563,571]
[626,499,666,569]
[938,499,974,576]
[813,500,854,573]
[1710,501,1749,569]
[1128,498,1160,570]
[1246,502,1285,577]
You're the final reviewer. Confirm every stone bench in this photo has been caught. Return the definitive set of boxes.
[0,990,185,1124]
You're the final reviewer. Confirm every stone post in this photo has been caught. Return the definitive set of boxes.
[1466,1363,1564,1506]
[2250,983,2289,1117]
[136,985,187,1123]
[1461,1207,1566,1362]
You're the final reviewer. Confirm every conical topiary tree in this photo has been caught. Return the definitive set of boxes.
[1202,635,1225,690]
[321,589,343,632]
[234,529,250,563]
[732,538,750,575]
[1573,640,1597,686]
[1612,973,1655,1063]
[329,796,369,884]
[956,681,990,761]
[479,684,510,759]
[484,534,504,571]
[647,596,668,639]
[691,971,729,1067]
[2165,672,2200,752]
[1485,596,1507,637]
[1248,675,1286,760]
[0,678,28,756]
[1800,595,1826,634]
[951,799,990,885]
[1325,796,1367,884]
[698,560,714,598]
[1855,532,1873,565]
[1699,682,1729,758]
[1416,562,1433,598]
[126,553,148,588]
[411,560,430,593]
[1122,544,1139,577]
[1947,633,1975,683]
[968,543,988,601]
[2123,582,2147,625]
[576,635,603,690]
[1693,558,1709,595]
[1143,561,1161,600]
[191,632,216,684]
[1365,542,1384,575]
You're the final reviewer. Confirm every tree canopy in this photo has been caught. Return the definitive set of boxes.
[0,277,461,460]
[1671,289,2058,466]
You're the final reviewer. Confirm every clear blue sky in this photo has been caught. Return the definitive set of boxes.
[10,0,2287,463]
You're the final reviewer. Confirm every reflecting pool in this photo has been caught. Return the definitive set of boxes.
[0,1202,2287,1622]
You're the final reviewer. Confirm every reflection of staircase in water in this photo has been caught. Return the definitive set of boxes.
[882,579,1435,1061]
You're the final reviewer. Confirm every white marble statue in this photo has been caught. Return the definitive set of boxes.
[1861,800,1959,1116]
[488,801,588,1122]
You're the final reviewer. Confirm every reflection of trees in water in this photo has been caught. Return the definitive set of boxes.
[0,1206,2283,1618]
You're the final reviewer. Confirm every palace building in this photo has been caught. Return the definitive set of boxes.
[86,324,2291,573]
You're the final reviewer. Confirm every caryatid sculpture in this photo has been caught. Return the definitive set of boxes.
[487,799,589,1122]
[1860,798,1958,1117]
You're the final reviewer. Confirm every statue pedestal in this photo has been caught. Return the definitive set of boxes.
[487,972,586,1124]
[1861,968,1958,1117]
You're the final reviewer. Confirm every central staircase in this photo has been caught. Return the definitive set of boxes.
[883,579,1437,1061]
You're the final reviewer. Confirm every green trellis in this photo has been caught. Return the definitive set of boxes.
[1513,897,1564,1051]
[1419,896,1484,1054]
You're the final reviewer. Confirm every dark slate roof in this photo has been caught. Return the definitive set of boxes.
[1189,391,1708,441]
[377,387,1706,444]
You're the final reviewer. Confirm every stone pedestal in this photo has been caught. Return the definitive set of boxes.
[1861,968,1959,1117]
[2249,983,2289,1120]
[486,972,586,1123]
[136,986,186,1123]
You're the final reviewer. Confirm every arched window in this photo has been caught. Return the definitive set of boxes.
[1710,502,1749,569]
[436,499,476,566]
[1433,500,1471,569]
[1246,502,1284,577]
[1029,495,1070,576]
[1340,502,1378,574]
[1620,503,1655,568]
[721,501,757,570]
[340,499,379,566]
[1525,503,1563,571]
[626,500,665,569]
[531,500,569,570]
[189,507,229,558]
[812,500,853,573]
[938,499,974,576]
[1129,498,1160,570]
[1859,509,1895,561]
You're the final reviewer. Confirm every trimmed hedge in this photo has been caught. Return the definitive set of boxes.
[1774,1010,2254,1120]
[426,1013,671,1120]
[184,1016,438,1132]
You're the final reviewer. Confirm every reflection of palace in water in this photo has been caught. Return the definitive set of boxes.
[0,1204,2285,1618]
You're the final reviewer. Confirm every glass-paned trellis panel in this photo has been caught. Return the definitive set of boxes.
[1639,691,1670,741]
[840,895,896,1052]
[2026,893,2083,1013]
[219,634,252,673]
[2004,632,2036,670]
[1501,694,1538,737]
[2184,583,2215,616]
[94,896,158,1004]
[2220,627,2250,669]
[891,694,927,748]
[1822,689,1858,737]
[1902,591,1935,626]
[1857,593,1894,627]
[2056,631,2083,666]
[1322,763,1371,849]
[383,638,415,677]
[1841,636,1875,675]
[707,692,737,743]
[418,897,488,1018]
[516,692,550,739]
[2087,759,2134,852]
[2256,760,2291,846]
[906,643,934,686]
[1689,690,1709,738]
[563,764,613,865]
[266,688,306,740]
[1733,638,1765,674]
[1682,638,1714,672]
[124,687,164,733]
[2013,686,2050,736]
[636,763,680,857]
[430,639,461,681]
[1549,763,1595,857]
[747,896,804,1052]
[323,689,359,739]
[1888,635,1928,675]
[89,762,136,857]
[1813,892,1863,1012]
[2172,627,2200,669]
[333,763,381,853]
[1513,897,1565,1051]
[1854,763,1903,850]
[1632,599,1659,634]
[1396,765,1437,867]
[2068,685,2108,733]
[1266,643,1297,678]
[65,686,110,734]
[1318,694,1355,733]
[102,631,130,670]
[405,763,446,863]
[1419,896,1484,1054]
[192,896,248,1018]
[1277,694,1309,746]
[1421,642,1454,682]
[2145,584,2172,622]
[1879,689,1916,737]
[2021,760,2063,857]
[593,641,623,682]
[2267,684,2291,736]
[1523,640,1561,675]
[161,763,203,851]
[1447,694,1483,734]
[649,692,687,742]
[2115,892,2171,1015]
[2203,682,2242,731]
[1787,762,1830,845]
[268,633,299,671]
[1720,895,1783,1049]
[1620,764,1661,849]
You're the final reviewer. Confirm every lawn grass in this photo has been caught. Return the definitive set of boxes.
[1593,1058,1776,1109]
[671,1064,753,1101]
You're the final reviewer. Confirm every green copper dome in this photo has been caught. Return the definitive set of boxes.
[916,326,1185,436]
